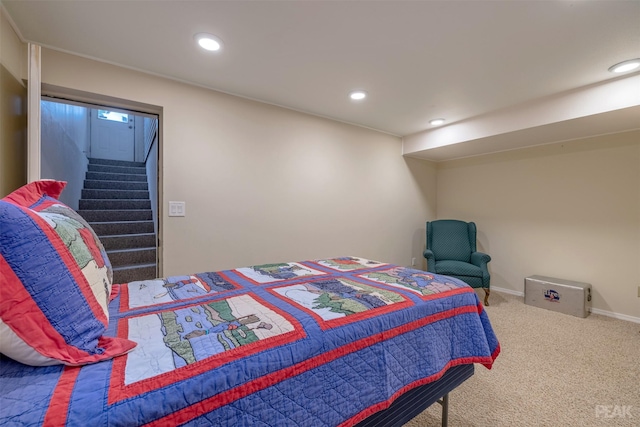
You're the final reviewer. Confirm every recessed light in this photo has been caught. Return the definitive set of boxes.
[429,118,445,126]
[349,90,367,100]
[195,33,223,51]
[608,58,640,73]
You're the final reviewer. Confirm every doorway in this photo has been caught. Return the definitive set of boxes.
[40,96,161,282]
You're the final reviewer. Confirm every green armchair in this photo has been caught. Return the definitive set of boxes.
[423,219,492,305]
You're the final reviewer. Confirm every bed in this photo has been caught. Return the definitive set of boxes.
[0,181,500,426]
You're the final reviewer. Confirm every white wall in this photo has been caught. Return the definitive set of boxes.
[40,100,89,210]
[436,131,640,319]
[40,49,437,275]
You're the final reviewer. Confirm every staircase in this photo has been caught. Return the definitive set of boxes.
[78,158,157,284]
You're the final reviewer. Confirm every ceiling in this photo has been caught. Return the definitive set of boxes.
[3,0,640,161]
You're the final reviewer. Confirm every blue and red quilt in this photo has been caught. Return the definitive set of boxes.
[0,257,500,426]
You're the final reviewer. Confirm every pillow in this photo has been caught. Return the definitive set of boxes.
[0,180,136,366]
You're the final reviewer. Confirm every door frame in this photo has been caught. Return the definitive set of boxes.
[32,83,164,278]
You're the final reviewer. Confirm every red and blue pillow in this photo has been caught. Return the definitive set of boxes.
[0,180,136,366]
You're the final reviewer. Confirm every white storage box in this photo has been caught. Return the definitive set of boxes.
[524,275,591,318]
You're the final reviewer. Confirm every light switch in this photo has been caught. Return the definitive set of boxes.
[169,201,186,217]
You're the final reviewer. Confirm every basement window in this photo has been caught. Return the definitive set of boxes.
[98,110,129,123]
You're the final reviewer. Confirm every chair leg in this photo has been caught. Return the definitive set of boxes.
[483,288,490,306]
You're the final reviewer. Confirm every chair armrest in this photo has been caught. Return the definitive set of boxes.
[470,251,491,267]
[423,249,436,272]
[471,252,491,288]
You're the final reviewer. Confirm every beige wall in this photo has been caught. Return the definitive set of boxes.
[8,44,639,319]
[0,7,27,197]
[436,131,640,319]
[0,7,25,81]
[40,48,437,275]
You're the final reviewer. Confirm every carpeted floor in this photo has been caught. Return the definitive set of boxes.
[405,292,639,426]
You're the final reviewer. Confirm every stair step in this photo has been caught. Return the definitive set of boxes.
[83,159,156,284]
[86,171,147,182]
[89,158,145,168]
[91,220,154,236]
[79,199,151,210]
[100,233,156,250]
[82,188,150,200]
[113,264,157,284]
[78,209,152,222]
[83,179,148,191]
[88,164,146,175]
[108,247,156,266]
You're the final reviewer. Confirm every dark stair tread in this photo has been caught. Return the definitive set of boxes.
[86,172,147,182]
[108,247,156,267]
[112,264,157,284]
[77,209,153,222]
[88,164,146,174]
[79,199,152,210]
[101,232,156,239]
[100,233,156,251]
[83,180,149,190]
[80,209,152,213]
[91,221,154,236]
[82,189,151,199]
[107,247,157,254]
[89,158,145,168]
[113,263,157,270]
[80,198,151,202]
[91,220,154,226]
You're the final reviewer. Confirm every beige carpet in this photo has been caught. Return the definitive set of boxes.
[405,292,640,427]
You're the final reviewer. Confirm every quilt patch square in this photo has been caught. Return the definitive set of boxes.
[233,262,326,284]
[119,271,240,311]
[109,294,305,402]
[314,256,387,271]
[358,267,473,300]
[269,277,412,329]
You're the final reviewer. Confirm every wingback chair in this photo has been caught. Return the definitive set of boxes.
[423,220,492,305]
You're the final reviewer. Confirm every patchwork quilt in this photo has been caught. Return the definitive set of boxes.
[0,257,500,426]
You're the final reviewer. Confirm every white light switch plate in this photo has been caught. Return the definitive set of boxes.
[169,201,186,217]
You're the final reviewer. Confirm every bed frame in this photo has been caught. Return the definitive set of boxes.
[357,364,474,427]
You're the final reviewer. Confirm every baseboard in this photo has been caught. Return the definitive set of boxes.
[589,307,640,324]
[491,286,524,297]
[491,287,640,324]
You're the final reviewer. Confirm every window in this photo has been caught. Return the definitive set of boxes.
[97,110,129,123]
